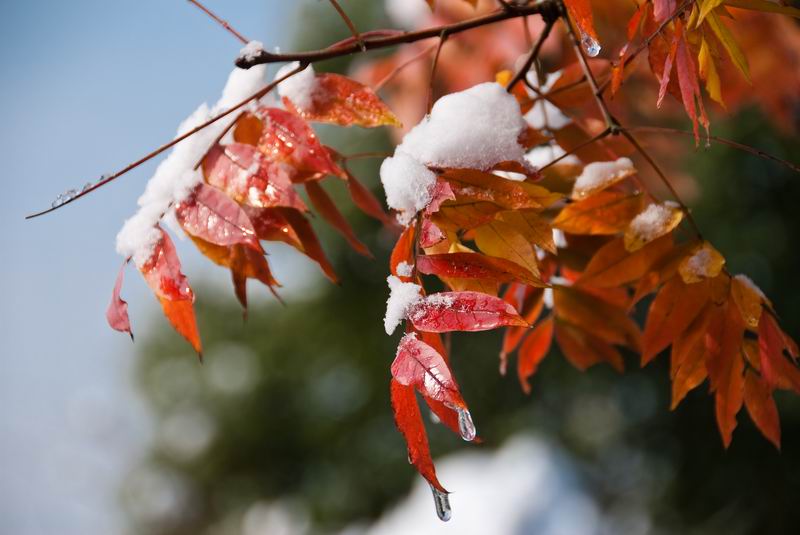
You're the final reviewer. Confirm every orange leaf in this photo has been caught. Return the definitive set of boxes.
[440,168,561,210]
[554,286,642,350]
[744,371,781,449]
[474,220,540,278]
[579,234,674,288]
[279,208,339,283]
[553,191,644,235]
[705,300,746,448]
[282,72,401,128]
[642,278,711,364]
[305,181,372,257]
[555,321,624,372]
[518,315,555,394]
[758,312,800,393]
[346,171,395,227]
[564,0,599,41]
[670,305,712,409]
[391,224,416,282]
[139,227,201,355]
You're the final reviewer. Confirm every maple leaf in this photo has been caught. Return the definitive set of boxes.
[139,227,202,355]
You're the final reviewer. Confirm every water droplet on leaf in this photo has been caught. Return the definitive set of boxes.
[457,407,476,441]
[430,484,452,522]
[581,33,601,57]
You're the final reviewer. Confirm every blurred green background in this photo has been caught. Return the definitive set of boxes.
[113,2,800,535]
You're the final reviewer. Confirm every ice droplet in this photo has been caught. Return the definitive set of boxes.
[430,484,452,522]
[82,182,93,192]
[581,32,601,57]
[704,136,712,149]
[457,407,476,442]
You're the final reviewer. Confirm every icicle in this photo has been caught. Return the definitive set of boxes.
[457,407,476,442]
[429,484,452,522]
[581,32,601,57]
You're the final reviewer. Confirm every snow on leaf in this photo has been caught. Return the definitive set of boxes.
[679,241,725,284]
[624,201,684,252]
[278,63,401,128]
[106,260,132,340]
[731,274,766,329]
[139,227,201,355]
[571,158,636,200]
[384,275,423,335]
[441,168,561,211]
[408,291,528,333]
[390,225,416,282]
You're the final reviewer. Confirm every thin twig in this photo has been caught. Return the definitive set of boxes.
[26,63,307,219]
[186,0,249,44]
[235,0,558,68]
[538,128,611,171]
[374,43,438,92]
[427,31,449,114]
[624,126,800,174]
[505,20,555,93]
[327,0,366,52]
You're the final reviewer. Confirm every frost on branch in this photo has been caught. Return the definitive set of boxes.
[380,82,526,224]
[115,65,268,267]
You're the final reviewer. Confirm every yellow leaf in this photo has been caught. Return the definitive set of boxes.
[698,37,725,108]
[474,220,540,278]
[705,11,751,82]
[624,202,684,252]
[723,0,800,18]
[679,241,726,284]
[697,0,725,26]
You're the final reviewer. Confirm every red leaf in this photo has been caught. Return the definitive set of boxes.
[202,143,307,211]
[252,107,346,180]
[408,291,528,333]
[279,208,339,283]
[106,260,133,340]
[390,378,446,492]
[391,333,465,409]
[305,181,372,257]
[518,315,554,394]
[346,171,395,227]
[282,72,401,128]
[420,218,446,248]
[417,252,543,287]
[759,311,800,393]
[564,0,598,40]
[175,183,262,251]
[242,205,303,250]
[139,228,202,355]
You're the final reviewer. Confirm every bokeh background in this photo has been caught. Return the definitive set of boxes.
[2,1,800,534]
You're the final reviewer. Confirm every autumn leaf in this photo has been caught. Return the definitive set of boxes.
[679,241,726,284]
[555,321,624,372]
[139,227,202,355]
[642,277,711,364]
[474,220,541,278]
[579,234,674,288]
[391,224,416,282]
[417,252,543,287]
[496,209,556,254]
[243,205,303,250]
[282,71,401,128]
[390,378,446,492]
[440,168,561,210]
[106,260,132,340]
[744,371,781,449]
[305,181,372,257]
[175,183,262,251]
[391,333,466,409]
[554,285,642,351]
[731,274,765,329]
[518,315,555,394]
[279,208,339,283]
[564,0,599,41]
[705,299,746,448]
[202,143,307,211]
[408,291,528,333]
[554,191,644,235]
[758,311,800,393]
[624,201,684,252]
[346,171,395,227]
[671,304,713,409]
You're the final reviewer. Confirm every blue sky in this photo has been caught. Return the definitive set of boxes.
[0,2,299,533]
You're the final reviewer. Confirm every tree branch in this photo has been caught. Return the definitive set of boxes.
[327,0,366,52]
[505,19,555,93]
[186,0,249,45]
[235,1,559,69]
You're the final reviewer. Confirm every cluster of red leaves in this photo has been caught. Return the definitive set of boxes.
[106,70,401,356]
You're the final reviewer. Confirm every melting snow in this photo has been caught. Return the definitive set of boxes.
[276,61,317,110]
[572,157,634,199]
[381,82,526,224]
[384,275,423,335]
[115,64,267,267]
[627,201,680,245]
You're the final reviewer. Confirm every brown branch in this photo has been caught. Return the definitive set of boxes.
[327,0,366,52]
[26,63,307,220]
[505,19,555,93]
[538,127,611,171]
[624,126,800,174]
[186,0,249,45]
[235,0,558,69]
